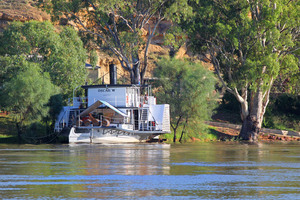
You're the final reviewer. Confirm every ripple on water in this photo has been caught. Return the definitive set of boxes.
[0,143,299,200]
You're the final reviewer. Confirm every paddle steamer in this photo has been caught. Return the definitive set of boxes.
[54,65,170,143]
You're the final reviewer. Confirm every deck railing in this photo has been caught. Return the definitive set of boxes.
[54,109,69,132]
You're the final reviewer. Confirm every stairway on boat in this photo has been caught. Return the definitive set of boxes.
[68,110,76,127]
[140,108,148,131]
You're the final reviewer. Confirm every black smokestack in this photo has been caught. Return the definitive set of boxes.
[109,64,117,85]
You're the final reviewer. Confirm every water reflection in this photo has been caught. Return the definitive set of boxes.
[0,142,299,199]
[0,144,172,199]
[67,144,171,175]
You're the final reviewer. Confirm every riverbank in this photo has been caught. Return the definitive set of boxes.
[0,115,19,143]
[207,121,300,142]
[1,114,299,144]
[0,115,17,135]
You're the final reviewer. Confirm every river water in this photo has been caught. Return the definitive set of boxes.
[0,142,299,199]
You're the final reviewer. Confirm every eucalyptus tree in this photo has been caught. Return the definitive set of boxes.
[154,58,217,143]
[42,0,193,84]
[0,21,87,97]
[187,0,299,141]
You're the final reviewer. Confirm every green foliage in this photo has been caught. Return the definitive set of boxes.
[0,134,20,144]
[0,55,28,88]
[161,123,218,143]
[0,116,18,136]
[182,122,218,142]
[263,94,300,131]
[219,92,240,113]
[0,54,64,139]
[1,61,57,130]
[89,49,98,69]
[274,94,300,116]
[186,0,299,92]
[46,94,64,130]
[164,26,186,57]
[184,0,299,139]
[163,0,194,22]
[0,19,86,142]
[0,21,87,97]
[154,58,217,142]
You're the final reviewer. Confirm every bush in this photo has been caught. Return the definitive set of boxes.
[263,94,300,131]
[161,123,218,143]
[154,58,218,143]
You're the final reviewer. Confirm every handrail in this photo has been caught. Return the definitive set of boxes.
[55,103,167,132]
[54,109,69,132]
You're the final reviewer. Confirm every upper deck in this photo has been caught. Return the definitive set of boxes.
[80,84,155,108]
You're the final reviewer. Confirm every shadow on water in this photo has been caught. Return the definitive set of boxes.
[0,142,299,199]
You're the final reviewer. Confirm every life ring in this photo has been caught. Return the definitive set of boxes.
[102,118,110,127]
[92,119,100,126]
[83,119,92,126]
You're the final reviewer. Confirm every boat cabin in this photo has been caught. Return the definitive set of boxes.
[55,84,170,134]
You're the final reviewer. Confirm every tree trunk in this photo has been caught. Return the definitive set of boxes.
[130,70,135,84]
[131,57,141,84]
[179,118,188,143]
[173,128,177,143]
[169,47,176,58]
[171,117,182,143]
[239,115,259,141]
[179,130,184,143]
[16,122,22,144]
[239,88,267,142]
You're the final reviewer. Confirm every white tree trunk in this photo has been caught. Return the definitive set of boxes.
[239,82,272,141]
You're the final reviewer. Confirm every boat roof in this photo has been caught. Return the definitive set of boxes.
[79,100,128,117]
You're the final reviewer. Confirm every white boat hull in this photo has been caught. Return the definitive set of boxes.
[69,127,165,144]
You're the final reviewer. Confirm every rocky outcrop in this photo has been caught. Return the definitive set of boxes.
[0,0,50,31]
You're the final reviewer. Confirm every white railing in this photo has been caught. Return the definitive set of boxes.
[138,120,160,131]
[140,96,156,106]
[54,109,69,132]
[73,97,87,108]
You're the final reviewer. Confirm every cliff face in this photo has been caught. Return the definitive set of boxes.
[88,20,194,83]
[0,1,211,83]
[0,0,50,31]
[88,43,170,84]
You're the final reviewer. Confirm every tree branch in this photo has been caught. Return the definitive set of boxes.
[141,17,164,81]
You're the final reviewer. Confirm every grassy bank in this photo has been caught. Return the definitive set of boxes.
[0,115,20,143]
[160,124,222,143]
[0,115,17,135]
[0,134,20,144]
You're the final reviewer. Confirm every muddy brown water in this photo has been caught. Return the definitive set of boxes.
[0,142,299,199]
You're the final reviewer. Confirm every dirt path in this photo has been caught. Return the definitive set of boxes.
[207,121,300,141]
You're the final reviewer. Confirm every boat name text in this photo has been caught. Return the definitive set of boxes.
[98,89,115,92]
